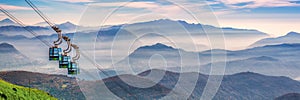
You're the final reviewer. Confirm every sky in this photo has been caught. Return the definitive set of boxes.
[0,0,299,36]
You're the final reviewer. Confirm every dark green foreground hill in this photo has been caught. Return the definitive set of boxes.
[0,79,57,100]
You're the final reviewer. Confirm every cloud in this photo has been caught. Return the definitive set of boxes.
[55,0,94,3]
[0,4,31,10]
[125,2,160,8]
[88,1,160,8]
[217,0,300,9]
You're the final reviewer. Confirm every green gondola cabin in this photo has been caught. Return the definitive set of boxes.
[49,47,62,61]
[59,55,71,68]
[68,62,79,75]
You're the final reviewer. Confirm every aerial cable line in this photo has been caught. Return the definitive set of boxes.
[1,2,137,98]
[25,0,54,27]
[0,2,112,76]
[0,4,107,79]
[25,0,63,46]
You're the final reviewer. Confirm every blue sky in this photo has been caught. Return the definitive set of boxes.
[0,0,299,36]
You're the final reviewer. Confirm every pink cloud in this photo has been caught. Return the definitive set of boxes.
[0,4,31,10]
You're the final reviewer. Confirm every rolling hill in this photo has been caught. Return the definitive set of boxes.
[0,79,56,100]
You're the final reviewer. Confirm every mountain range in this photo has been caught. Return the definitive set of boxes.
[1,69,300,99]
[0,18,269,50]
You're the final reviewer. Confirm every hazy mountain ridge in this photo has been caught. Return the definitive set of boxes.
[250,31,300,48]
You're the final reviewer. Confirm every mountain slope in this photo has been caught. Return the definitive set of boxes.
[0,79,57,100]
[0,71,85,100]
[250,31,300,48]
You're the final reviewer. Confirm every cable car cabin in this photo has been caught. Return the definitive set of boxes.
[49,47,62,61]
[59,55,71,68]
[68,62,79,75]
